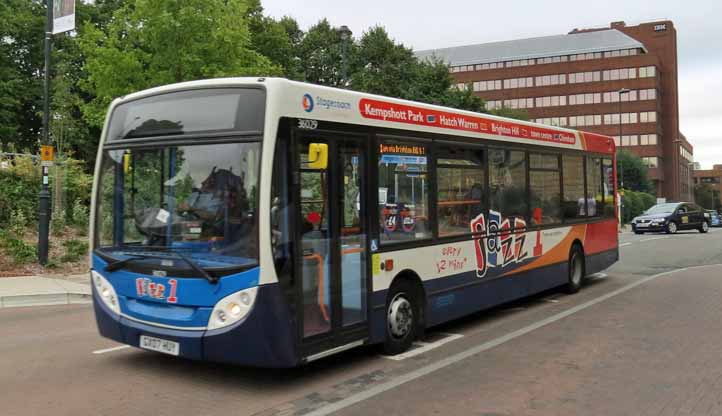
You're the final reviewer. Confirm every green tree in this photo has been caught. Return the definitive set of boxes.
[617,150,652,193]
[694,183,719,210]
[488,106,530,121]
[246,0,303,80]
[78,0,281,129]
[0,0,45,151]
[296,19,358,88]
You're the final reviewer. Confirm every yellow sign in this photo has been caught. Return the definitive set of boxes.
[372,254,381,276]
[40,145,54,162]
[682,216,688,224]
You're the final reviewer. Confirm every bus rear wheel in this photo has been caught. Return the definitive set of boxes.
[383,280,421,355]
[564,245,585,294]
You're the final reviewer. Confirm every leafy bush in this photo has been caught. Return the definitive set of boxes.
[61,239,88,263]
[71,199,90,235]
[59,159,93,221]
[0,156,39,227]
[622,190,657,223]
[0,155,92,229]
[638,192,656,211]
[9,209,28,235]
[52,209,67,236]
[0,235,37,264]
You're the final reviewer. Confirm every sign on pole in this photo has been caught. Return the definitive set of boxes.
[41,145,55,167]
[52,0,75,35]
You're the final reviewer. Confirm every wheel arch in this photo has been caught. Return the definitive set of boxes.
[570,238,586,274]
[388,269,427,329]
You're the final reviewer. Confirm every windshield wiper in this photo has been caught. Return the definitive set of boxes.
[105,253,163,272]
[172,250,219,284]
[103,248,219,284]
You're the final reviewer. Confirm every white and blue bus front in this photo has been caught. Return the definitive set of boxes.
[90,82,297,367]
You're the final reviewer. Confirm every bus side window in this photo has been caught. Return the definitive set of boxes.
[377,139,431,243]
[602,158,615,218]
[436,146,486,237]
[529,153,561,225]
[586,157,603,217]
[489,149,527,222]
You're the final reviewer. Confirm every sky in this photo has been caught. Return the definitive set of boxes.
[261,0,722,169]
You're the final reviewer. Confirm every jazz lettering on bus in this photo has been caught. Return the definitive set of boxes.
[470,211,529,278]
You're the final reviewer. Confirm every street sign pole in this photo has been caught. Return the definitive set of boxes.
[38,0,53,265]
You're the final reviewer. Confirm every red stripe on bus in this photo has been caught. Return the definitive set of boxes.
[359,98,577,146]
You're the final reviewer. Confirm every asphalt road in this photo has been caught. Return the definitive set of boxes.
[2,228,722,416]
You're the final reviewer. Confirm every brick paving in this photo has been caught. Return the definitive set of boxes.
[335,265,722,416]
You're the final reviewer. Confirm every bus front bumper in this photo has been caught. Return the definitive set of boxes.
[93,283,299,368]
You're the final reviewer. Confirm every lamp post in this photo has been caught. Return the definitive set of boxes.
[338,25,352,87]
[38,0,54,265]
[617,88,630,225]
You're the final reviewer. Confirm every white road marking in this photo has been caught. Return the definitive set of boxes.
[640,236,667,242]
[305,265,722,416]
[383,333,464,361]
[589,273,608,279]
[92,345,131,355]
[620,243,632,247]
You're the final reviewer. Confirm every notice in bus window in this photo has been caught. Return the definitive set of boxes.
[378,140,431,243]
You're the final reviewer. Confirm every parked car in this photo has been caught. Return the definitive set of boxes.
[631,202,710,234]
[706,210,721,227]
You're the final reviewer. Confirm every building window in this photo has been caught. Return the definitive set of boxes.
[640,112,657,123]
[639,66,656,78]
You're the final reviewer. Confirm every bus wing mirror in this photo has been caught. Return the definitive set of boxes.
[307,143,328,170]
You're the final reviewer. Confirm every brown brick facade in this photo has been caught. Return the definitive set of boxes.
[447,20,692,202]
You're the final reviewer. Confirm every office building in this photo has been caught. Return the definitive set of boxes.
[417,20,693,201]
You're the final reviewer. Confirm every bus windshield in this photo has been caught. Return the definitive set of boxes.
[95,142,260,270]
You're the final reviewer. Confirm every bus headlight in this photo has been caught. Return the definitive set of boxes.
[91,270,120,315]
[208,287,258,330]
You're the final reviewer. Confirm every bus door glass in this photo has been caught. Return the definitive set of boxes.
[296,135,367,340]
[339,140,366,327]
[298,138,332,337]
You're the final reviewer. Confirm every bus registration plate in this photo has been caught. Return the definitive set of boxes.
[140,335,179,356]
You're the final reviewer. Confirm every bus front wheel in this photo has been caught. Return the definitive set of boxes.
[383,279,421,355]
[564,245,585,294]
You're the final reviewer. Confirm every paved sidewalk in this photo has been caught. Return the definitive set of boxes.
[0,275,91,308]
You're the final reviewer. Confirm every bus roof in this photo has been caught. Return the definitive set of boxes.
[108,77,615,155]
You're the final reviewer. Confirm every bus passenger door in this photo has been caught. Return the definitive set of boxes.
[295,133,369,357]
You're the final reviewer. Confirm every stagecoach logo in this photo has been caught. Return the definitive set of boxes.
[303,94,314,112]
[136,277,179,303]
[303,93,352,113]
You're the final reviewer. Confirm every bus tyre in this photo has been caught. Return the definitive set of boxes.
[564,245,585,294]
[665,221,678,234]
[383,280,420,355]
[700,221,709,233]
